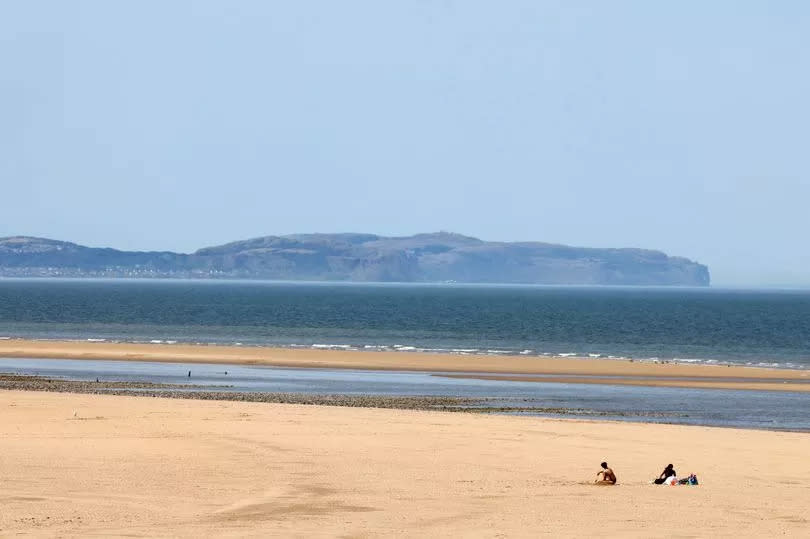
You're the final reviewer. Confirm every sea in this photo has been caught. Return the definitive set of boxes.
[2,279,810,431]
[1,279,809,368]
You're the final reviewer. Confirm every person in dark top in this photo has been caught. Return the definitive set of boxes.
[654,464,676,484]
[595,462,617,484]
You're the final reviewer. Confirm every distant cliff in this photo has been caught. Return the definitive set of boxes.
[0,233,710,286]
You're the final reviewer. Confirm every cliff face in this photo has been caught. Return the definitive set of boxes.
[0,233,710,286]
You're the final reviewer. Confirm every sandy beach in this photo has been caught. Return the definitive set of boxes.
[1,339,809,392]
[1,389,808,537]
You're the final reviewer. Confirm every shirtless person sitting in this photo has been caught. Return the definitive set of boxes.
[595,462,617,484]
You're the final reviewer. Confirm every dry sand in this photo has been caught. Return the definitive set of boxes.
[2,339,809,392]
[1,390,809,537]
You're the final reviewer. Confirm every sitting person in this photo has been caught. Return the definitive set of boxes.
[595,461,617,484]
[653,463,676,484]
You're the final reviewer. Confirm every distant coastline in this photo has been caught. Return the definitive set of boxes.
[0,232,710,286]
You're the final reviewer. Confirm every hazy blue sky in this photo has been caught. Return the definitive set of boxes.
[2,1,808,286]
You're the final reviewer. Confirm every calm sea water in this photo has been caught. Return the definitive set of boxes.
[1,279,810,368]
[3,357,810,431]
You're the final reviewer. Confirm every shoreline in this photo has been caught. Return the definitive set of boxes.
[2,338,810,392]
[3,337,804,371]
[437,373,810,393]
[2,373,808,432]
[4,338,809,375]
[0,374,483,412]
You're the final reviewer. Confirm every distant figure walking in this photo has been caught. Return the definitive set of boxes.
[595,462,617,484]
[653,464,676,484]
[188,370,191,378]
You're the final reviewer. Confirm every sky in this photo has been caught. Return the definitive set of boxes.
[2,1,808,286]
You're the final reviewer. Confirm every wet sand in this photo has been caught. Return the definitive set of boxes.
[1,390,808,537]
[437,374,810,393]
[1,339,809,392]
[0,374,483,412]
